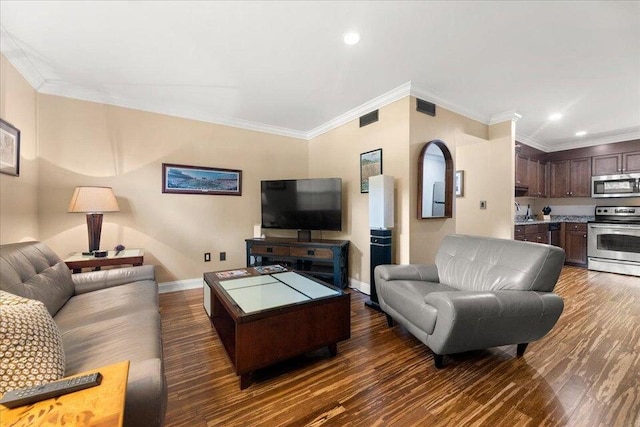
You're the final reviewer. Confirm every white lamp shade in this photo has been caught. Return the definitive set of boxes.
[68,186,120,213]
[369,175,394,229]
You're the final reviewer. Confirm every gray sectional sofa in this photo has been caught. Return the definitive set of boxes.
[375,234,565,368]
[0,241,167,426]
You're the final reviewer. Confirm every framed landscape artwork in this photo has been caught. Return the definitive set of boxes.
[360,148,382,193]
[0,119,20,176]
[162,163,242,196]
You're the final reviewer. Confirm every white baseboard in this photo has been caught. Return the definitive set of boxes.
[348,278,370,295]
[158,278,203,294]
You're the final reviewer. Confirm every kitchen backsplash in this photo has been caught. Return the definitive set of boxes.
[514,200,595,219]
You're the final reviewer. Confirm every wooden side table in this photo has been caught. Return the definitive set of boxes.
[64,249,144,273]
[0,360,129,427]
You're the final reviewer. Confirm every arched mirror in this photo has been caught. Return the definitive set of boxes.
[418,140,453,219]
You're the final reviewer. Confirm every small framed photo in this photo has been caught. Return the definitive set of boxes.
[360,148,382,193]
[0,119,21,176]
[162,163,242,196]
[455,170,465,197]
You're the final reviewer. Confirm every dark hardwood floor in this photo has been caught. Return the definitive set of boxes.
[159,267,640,426]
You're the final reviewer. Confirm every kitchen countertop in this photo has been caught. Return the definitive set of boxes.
[514,215,594,225]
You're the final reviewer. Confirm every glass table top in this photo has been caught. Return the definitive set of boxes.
[218,271,340,314]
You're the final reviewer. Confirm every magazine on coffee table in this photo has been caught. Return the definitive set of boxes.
[254,265,287,274]
[216,269,250,279]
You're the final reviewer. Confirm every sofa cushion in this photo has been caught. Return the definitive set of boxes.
[0,291,65,394]
[0,242,74,316]
[54,281,159,333]
[435,234,565,292]
[61,310,163,376]
[378,280,456,335]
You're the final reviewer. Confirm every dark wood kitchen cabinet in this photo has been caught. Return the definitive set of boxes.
[624,151,640,173]
[515,154,529,188]
[514,224,548,244]
[592,150,640,175]
[527,159,538,196]
[562,222,587,266]
[550,158,591,198]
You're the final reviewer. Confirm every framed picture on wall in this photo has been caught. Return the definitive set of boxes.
[162,163,242,196]
[360,148,382,193]
[0,119,20,176]
[455,170,465,197]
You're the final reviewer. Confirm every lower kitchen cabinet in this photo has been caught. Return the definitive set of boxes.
[562,223,588,266]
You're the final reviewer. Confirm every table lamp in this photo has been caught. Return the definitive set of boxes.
[68,186,120,253]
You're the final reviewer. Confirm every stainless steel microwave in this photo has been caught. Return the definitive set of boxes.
[592,173,640,198]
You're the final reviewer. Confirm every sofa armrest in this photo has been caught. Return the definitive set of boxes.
[72,265,156,295]
[375,264,439,283]
[423,290,564,355]
[424,290,563,320]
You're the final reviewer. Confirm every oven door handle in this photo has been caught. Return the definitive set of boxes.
[589,224,640,229]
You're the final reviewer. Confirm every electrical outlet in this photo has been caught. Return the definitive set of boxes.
[480,200,487,210]
[204,252,211,262]
[220,252,226,261]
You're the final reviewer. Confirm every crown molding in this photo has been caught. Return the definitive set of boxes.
[4,42,635,149]
[306,82,412,139]
[489,110,521,125]
[37,82,308,140]
[515,133,552,152]
[410,84,489,125]
[544,130,640,152]
[0,26,45,90]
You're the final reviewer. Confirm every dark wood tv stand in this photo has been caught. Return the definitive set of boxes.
[245,237,349,288]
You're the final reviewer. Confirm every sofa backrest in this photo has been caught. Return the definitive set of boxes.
[435,234,565,292]
[0,241,74,316]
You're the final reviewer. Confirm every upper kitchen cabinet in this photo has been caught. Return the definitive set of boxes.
[514,144,548,198]
[592,150,640,175]
[550,158,591,197]
[515,154,529,188]
[537,160,548,198]
[524,159,548,198]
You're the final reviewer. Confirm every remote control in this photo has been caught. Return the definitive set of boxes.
[0,372,103,409]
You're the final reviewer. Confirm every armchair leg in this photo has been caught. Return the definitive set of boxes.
[517,343,529,357]
[434,354,445,369]
[385,313,394,327]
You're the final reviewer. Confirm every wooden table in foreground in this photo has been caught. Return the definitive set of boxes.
[64,249,144,273]
[203,268,351,389]
[0,360,129,427]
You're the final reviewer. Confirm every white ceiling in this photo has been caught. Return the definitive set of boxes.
[1,1,639,152]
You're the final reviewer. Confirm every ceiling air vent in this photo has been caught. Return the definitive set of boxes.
[416,98,436,116]
[359,110,379,127]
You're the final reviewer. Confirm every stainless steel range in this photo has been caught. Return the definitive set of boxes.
[588,206,640,276]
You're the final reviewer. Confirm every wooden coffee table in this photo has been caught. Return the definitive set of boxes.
[203,268,350,389]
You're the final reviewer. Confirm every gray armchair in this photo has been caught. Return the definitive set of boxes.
[375,234,565,368]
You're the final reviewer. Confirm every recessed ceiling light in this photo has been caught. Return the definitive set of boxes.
[548,113,563,121]
[575,131,587,137]
[344,32,360,45]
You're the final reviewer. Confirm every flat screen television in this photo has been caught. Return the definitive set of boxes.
[261,178,342,231]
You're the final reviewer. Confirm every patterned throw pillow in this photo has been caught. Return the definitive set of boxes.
[0,291,65,394]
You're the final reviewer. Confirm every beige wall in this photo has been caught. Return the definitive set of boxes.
[0,55,39,243]
[308,98,411,286]
[2,52,520,286]
[36,94,308,282]
[308,96,508,287]
[409,100,488,264]
[456,120,515,239]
